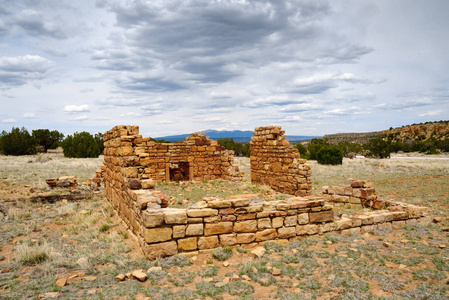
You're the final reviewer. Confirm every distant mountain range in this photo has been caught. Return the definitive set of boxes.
[155,129,321,143]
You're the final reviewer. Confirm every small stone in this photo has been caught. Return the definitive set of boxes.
[115,274,126,281]
[38,292,61,299]
[382,242,392,248]
[271,268,281,276]
[252,267,258,273]
[55,277,67,287]
[223,277,230,283]
[241,275,251,281]
[135,292,147,300]
[399,264,407,269]
[147,266,162,273]
[61,234,69,239]
[325,241,332,245]
[401,239,410,244]
[84,276,97,281]
[223,261,230,267]
[442,227,449,232]
[421,240,430,246]
[0,267,10,273]
[132,269,148,282]
[250,246,266,258]
[433,217,443,223]
[439,244,446,249]
[76,257,89,266]
[231,274,240,282]
[125,272,133,279]
[205,278,214,283]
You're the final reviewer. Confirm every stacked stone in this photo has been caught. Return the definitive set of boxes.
[250,126,311,196]
[130,193,429,259]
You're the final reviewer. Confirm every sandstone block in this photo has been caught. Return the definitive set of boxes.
[177,237,198,251]
[335,218,353,230]
[255,229,277,242]
[236,233,256,244]
[204,216,221,223]
[142,241,177,259]
[188,217,203,223]
[186,224,204,236]
[198,236,219,249]
[234,220,257,233]
[309,211,334,223]
[137,196,158,210]
[208,200,232,208]
[143,227,172,243]
[222,215,237,222]
[204,222,233,236]
[128,178,142,189]
[173,225,186,239]
[392,221,406,230]
[164,209,188,224]
[230,199,250,207]
[277,227,296,238]
[122,167,138,178]
[235,205,263,214]
[297,213,309,225]
[219,208,234,215]
[272,217,284,228]
[187,208,218,218]
[142,211,164,228]
[141,179,156,189]
[284,215,297,227]
[220,233,236,246]
[258,218,272,229]
[296,224,318,235]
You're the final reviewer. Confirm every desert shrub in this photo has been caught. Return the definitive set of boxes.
[307,138,330,160]
[316,145,343,165]
[212,246,233,261]
[61,131,101,158]
[94,132,104,154]
[336,141,363,157]
[0,127,36,155]
[295,142,308,158]
[32,129,64,152]
[15,240,52,265]
[364,137,391,158]
[217,138,250,157]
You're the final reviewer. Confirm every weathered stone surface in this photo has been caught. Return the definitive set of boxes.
[250,246,266,258]
[297,213,309,225]
[198,236,219,249]
[204,215,221,223]
[284,215,297,227]
[309,210,333,223]
[128,178,142,189]
[222,215,237,222]
[204,222,233,236]
[143,227,172,243]
[186,224,204,236]
[187,208,218,218]
[230,198,250,207]
[164,209,188,224]
[335,218,352,230]
[234,220,257,233]
[177,237,198,251]
[296,224,318,235]
[277,227,296,238]
[236,213,256,220]
[255,229,277,242]
[137,196,159,210]
[236,233,256,244]
[272,217,284,228]
[219,233,236,246]
[219,208,234,215]
[132,269,148,282]
[208,200,232,208]
[235,205,263,214]
[142,241,177,259]
[141,179,156,189]
[142,211,164,228]
[173,225,186,239]
[258,218,272,229]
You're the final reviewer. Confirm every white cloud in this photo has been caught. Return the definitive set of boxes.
[23,113,35,118]
[418,110,443,117]
[63,104,90,113]
[1,118,16,123]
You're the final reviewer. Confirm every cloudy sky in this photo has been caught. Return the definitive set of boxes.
[0,0,448,137]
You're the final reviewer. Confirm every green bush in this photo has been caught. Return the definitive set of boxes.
[316,145,343,165]
[61,131,101,158]
[364,137,391,158]
[307,138,329,160]
[0,127,36,155]
[217,138,250,157]
[295,142,308,158]
[32,129,64,152]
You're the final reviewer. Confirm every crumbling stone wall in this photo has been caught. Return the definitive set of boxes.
[250,126,311,196]
[101,125,429,260]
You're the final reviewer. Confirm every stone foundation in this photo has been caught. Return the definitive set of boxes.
[101,125,430,260]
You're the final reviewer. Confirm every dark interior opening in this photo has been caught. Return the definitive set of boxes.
[169,162,190,181]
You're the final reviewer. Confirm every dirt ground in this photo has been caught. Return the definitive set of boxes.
[1,153,449,299]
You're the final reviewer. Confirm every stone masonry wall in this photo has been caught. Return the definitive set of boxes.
[250,126,312,196]
[101,125,430,260]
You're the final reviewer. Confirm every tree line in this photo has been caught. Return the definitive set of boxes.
[0,127,104,158]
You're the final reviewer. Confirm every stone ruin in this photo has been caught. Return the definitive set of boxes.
[94,125,430,259]
[250,126,311,196]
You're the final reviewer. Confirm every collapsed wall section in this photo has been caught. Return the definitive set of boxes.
[250,126,312,196]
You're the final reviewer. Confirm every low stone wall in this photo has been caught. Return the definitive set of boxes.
[250,126,312,196]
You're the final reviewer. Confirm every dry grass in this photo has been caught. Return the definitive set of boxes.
[0,152,449,299]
